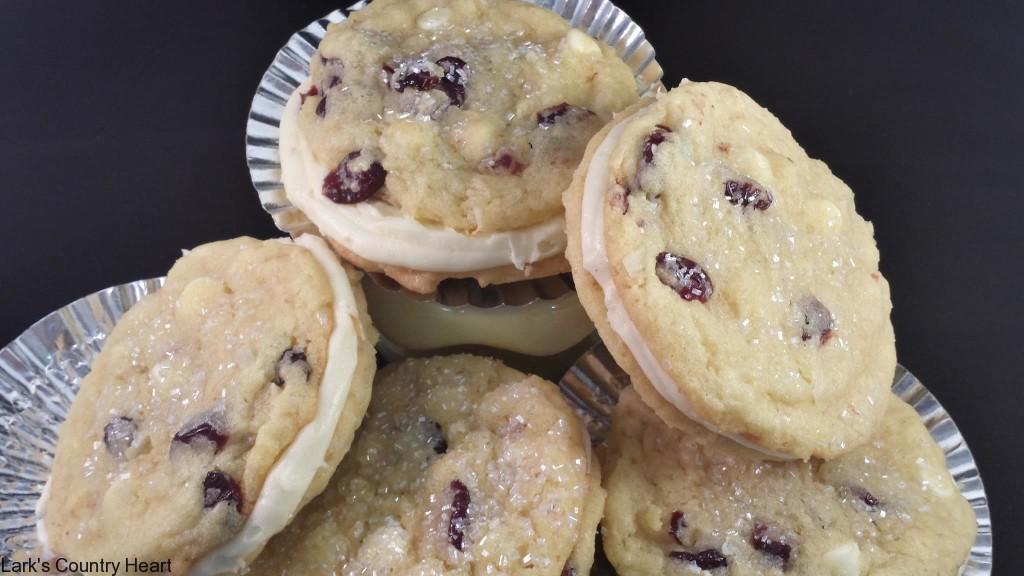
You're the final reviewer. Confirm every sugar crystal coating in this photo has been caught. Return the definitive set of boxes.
[248,355,602,576]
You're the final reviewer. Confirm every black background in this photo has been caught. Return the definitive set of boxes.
[1,1,1020,571]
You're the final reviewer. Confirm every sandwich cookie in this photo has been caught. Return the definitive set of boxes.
[601,388,976,576]
[38,236,378,574]
[249,354,603,576]
[279,0,639,293]
[564,81,896,459]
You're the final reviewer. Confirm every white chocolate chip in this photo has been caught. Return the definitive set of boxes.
[562,29,601,57]
[416,7,451,31]
[823,542,862,576]
[175,277,227,321]
[452,114,502,162]
[806,199,844,234]
[734,147,773,183]
[623,250,646,282]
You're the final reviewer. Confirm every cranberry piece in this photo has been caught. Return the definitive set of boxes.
[272,347,312,387]
[172,409,228,454]
[315,96,328,118]
[203,470,242,512]
[103,416,135,459]
[642,125,672,164]
[724,178,773,210]
[610,184,631,215]
[655,252,714,303]
[299,85,320,105]
[536,103,595,127]
[323,150,387,204]
[395,67,440,93]
[842,486,881,510]
[669,510,687,545]
[798,296,834,345]
[448,479,471,551]
[670,549,728,570]
[751,523,794,570]
[429,421,448,455]
[436,56,468,107]
[484,151,526,175]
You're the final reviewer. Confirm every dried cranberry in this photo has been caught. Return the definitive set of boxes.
[395,67,440,93]
[448,480,471,551]
[642,125,672,164]
[798,296,834,344]
[103,416,135,459]
[724,178,773,210]
[610,184,631,215]
[427,421,448,454]
[299,85,319,105]
[751,523,794,570]
[842,486,881,510]
[315,96,327,118]
[272,347,312,387]
[670,549,728,570]
[669,510,687,545]
[203,470,242,512]
[323,150,387,204]
[484,151,526,175]
[436,56,468,107]
[327,75,342,89]
[536,103,595,127]
[655,252,714,303]
[173,410,228,454]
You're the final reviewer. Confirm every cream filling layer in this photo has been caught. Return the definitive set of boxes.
[191,234,361,575]
[279,83,566,273]
[580,109,794,460]
[34,478,52,556]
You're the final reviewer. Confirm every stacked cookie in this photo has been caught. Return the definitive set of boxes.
[563,82,977,573]
[33,1,978,575]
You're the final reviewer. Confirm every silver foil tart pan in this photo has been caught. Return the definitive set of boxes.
[560,342,993,575]
[0,281,993,574]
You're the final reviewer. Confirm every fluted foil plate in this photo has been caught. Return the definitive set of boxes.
[560,342,993,575]
[245,0,664,272]
[0,278,164,557]
[0,284,992,575]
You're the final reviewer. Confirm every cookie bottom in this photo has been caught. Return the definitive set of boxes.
[328,237,569,294]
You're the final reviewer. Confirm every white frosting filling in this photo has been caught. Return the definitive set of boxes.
[580,107,795,460]
[191,234,361,575]
[34,478,52,556]
[279,83,566,273]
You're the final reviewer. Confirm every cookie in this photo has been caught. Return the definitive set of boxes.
[248,354,603,576]
[279,0,639,293]
[564,81,897,459]
[602,388,976,576]
[38,235,378,574]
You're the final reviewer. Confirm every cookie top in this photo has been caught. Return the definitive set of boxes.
[565,82,896,458]
[40,236,377,574]
[249,354,604,576]
[602,388,976,576]
[297,0,637,234]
